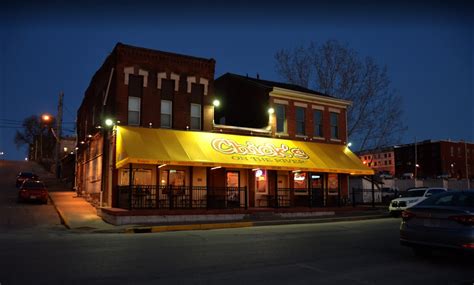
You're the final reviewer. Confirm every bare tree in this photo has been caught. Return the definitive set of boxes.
[14,115,56,160]
[275,40,405,151]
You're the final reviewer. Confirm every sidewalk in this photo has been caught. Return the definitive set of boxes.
[48,191,391,234]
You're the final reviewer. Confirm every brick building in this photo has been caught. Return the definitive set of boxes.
[356,147,395,176]
[76,43,372,210]
[394,140,474,179]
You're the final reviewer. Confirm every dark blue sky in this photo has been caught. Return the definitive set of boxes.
[1,1,472,160]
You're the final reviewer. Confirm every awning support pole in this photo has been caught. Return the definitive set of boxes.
[129,163,133,210]
[371,175,375,208]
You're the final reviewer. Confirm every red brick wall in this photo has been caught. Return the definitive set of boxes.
[271,98,348,145]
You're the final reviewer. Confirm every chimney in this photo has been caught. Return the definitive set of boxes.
[256,73,260,79]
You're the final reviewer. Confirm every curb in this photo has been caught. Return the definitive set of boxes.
[48,194,71,229]
[125,221,254,234]
[123,214,390,234]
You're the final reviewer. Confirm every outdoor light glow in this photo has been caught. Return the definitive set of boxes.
[268,107,275,114]
[87,134,92,138]
[41,114,51,122]
[158,164,167,168]
[213,99,220,107]
[347,142,352,147]
[75,147,79,150]
[416,164,420,168]
[80,141,85,144]
[292,170,301,173]
[105,119,114,126]
[0,151,4,155]
[255,169,263,177]
[24,157,28,161]
[63,147,68,152]
[211,166,222,170]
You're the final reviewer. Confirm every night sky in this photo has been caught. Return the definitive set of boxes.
[1,1,472,160]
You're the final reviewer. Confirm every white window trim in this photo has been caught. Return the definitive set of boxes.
[274,99,289,105]
[170,73,180,91]
[157,72,167,89]
[199,78,208,95]
[294,102,308,108]
[187,76,196,93]
[329,107,340,113]
[124,67,134,85]
[138,69,148,87]
[312,105,324,111]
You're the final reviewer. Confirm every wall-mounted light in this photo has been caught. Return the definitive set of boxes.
[347,142,352,147]
[63,147,68,152]
[87,134,92,138]
[213,99,220,107]
[105,119,114,127]
[267,107,275,114]
[80,141,85,144]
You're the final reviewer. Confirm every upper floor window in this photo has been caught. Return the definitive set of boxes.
[313,109,323,137]
[275,104,287,133]
[128,75,143,97]
[161,100,172,128]
[128,96,141,126]
[450,146,454,157]
[330,112,339,139]
[296,107,305,135]
[190,103,201,130]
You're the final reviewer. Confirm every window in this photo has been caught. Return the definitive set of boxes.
[313,109,323,137]
[190,103,201,130]
[296,107,305,135]
[275,104,287,133]
[128,96,141,126]
[330,112,339,139]
[161,100,172,128]
[450,146,454,157]
[294,172,307,194]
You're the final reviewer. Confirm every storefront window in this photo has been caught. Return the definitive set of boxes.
[294,172,308,194]
[255,169,267,194]
[328,173,339,196]
[161,170,185,186]
[226,171,239,188]
[119,168,152,185]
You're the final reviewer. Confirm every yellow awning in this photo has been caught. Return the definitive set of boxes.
[116,126,374,175]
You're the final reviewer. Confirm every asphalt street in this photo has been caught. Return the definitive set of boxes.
[0,161,472,285]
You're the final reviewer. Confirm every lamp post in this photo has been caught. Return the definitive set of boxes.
[40,114,52,161]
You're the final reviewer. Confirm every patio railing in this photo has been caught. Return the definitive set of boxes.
[117,185,248,210]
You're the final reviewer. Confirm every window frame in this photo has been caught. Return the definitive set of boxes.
[313,109,323,137]
[190,103,202,130]
[330,112,339,139]
[275,104,287,134]
[128,96,141,126]
[295,107,306,136]
[161,100,173,128]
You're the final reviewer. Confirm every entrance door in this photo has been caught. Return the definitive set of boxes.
[226,171,240,208]
[277,173,290,207]
[310,173,324,207]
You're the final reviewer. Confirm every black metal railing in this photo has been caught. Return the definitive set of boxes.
[117,185,248,210]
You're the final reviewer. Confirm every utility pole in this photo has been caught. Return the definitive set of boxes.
[465,141,470,189]
[414,137,417,180]
[55,92,64,178]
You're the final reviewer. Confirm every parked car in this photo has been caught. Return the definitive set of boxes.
[18,180,48,204]
[400,190,474,256]
[15,172,39,187]
[389,187,447,216]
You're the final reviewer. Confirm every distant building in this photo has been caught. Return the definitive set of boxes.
[357,147,395,176]
[394,140,474,179]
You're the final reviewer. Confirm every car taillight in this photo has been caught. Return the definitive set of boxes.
[401,210,416,221]
[449,215,474,226]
